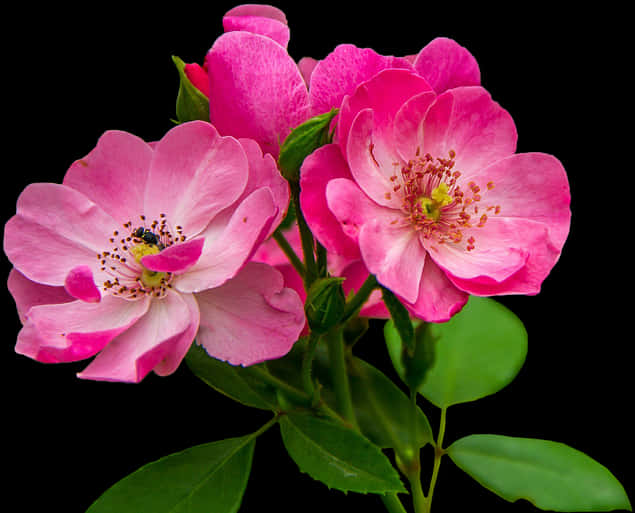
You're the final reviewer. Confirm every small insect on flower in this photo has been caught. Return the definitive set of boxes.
[134,227,165,250]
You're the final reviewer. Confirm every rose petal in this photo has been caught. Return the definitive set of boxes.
[300,144,360,258]
[64,265,101,302]
[4,183,118,286]
[207,31,310,157]
[144,121,248,238]
[15,295,150,363]
[141,238,204,273]
[8,268,73,323]
[63,130,153,225]
[413,37,481,94]
[195,262,304,366]
[358,219,427,304]
[77,291,197,382]
[422,87,517,176]
[176,187,277,293]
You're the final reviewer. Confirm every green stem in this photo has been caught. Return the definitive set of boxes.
[247,365,346,426]
[290,181,317,287]
[341,274,378,323]
[380,493,408,513]
[407,390,426,513]
[301,332,320,397]
[423,407,447,513]
[273,230,305,279]
[251,414,281,439]
[325,328,358,429]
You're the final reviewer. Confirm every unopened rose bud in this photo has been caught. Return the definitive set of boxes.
[305,277,346,334]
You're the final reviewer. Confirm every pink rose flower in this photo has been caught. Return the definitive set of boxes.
[301,69,571,322]
[4,121,305,382]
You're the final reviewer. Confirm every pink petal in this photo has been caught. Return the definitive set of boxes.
[78,291,197,382]
[144,121,248,237]
[252,223,302,268]
[298,57,318,86]
[446,219,562,296]
[4,183,117,286]
[207,31,310,157]
[63,130,153,225]
[8,268,73,324]
[466,152,571,249]
[238,137,290,236]
[413,37,481,94]
[425,216,530,283]
[325,177,399,244]
[404,258,468,322]
[309,45,414,117]
[345,108,402,209]
[64,265,101,303]
[300,144,360,258]
[392,91,437,162]
[339,68,432,161]
[358,219,427,304]
[176,187,277,293]
[184,63,210,97]
[141,238,204,273]
[421,86,517,176]
[15,295,150,363]
[333,259,389,318]
[224,4,288,24]
[223,14,290,48]
[195,262,304,366]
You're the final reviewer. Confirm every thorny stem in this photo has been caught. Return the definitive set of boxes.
[273,230,305,279]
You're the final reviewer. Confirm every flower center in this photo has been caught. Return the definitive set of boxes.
[97,214,187,300]
[385,148,501,252]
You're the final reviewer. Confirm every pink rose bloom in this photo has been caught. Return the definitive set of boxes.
[4,121,305,382]
[251,224,388,322]
[301,69,571,322]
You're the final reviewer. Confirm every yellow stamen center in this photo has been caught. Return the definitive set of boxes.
[417,183,453,221]
[129,243,166,288]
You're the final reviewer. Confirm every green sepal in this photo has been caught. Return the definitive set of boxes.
[172,55,210,123]
[305,277,346,334]
[279,413,406,494]
[278,109,338,182]
[86,435,256,513]
[448,434,632,512]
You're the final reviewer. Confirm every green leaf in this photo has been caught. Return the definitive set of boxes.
[279,413,406,494]
[278,109,338,181]
[381,287,414,353]
[86,435,256,513]
[385,318,436,391]
[185,343,278,410]
[172,55,210,123]
[447,434,632,512]
[347,357,433,453]
[268,338,433,453]
[419,296,527,407]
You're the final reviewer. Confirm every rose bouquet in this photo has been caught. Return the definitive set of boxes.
[4,4,631,513]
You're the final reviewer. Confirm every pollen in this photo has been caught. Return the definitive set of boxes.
[97,215,185,300]
[384,149,501,253]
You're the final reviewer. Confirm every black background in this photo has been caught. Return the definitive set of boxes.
[3,2,632,512]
